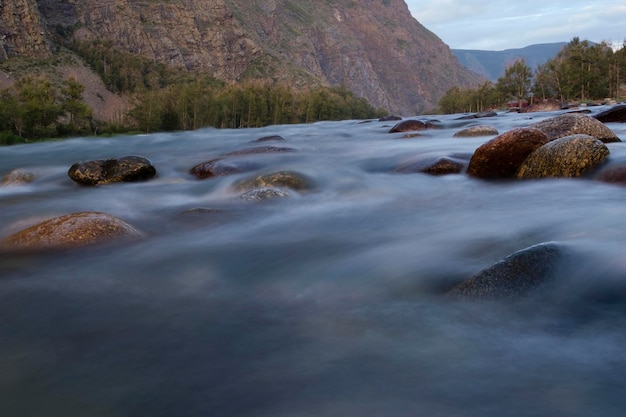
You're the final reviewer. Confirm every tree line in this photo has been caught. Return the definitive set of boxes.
[0,38,387,144]
[438,37,626,114]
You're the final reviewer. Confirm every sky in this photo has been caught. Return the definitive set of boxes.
[405,0,626,51]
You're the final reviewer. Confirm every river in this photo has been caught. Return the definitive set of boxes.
[2,108,626,416]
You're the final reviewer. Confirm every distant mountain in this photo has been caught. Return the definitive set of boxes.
[452,43,567,82]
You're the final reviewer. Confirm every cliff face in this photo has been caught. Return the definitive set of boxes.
[0,0,50,59]
[7,0,482,115]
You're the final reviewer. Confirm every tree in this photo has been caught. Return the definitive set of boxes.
[14,76,61,138]
[60,78,93,132]
[497,59,533,108]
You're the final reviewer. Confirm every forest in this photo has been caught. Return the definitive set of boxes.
[0,39,387,144]
[438,38,626,114]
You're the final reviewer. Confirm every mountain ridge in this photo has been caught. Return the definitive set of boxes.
[452,42,567,82]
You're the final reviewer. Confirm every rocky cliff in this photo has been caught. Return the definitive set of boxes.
[4,0,483,115]
[0,0,50,59]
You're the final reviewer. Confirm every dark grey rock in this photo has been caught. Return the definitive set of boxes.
[68,156,156,186]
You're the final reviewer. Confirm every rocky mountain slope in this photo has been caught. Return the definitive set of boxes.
[2,0,483,116]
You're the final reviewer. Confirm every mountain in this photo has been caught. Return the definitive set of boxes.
[1,0,483,117]
[452,43,567,82]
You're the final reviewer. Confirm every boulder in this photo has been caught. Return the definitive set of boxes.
[594,104,626,123]
[456,110,497,120]
[453,125,499,138]
[528,112,620,143]
[225,145,296,156]
[394,156,466,175]
[467,128,550,179]
[241,187,290,201]
[68,156,156,186]
[449,242,568,298]
[0,212,144,250]
[516,134,610,179]
[190,158,259,179]
[389,120,428,133]
[253,135,286,142]
[1,169,35,186]
[233,170,315,192]
[379,115,402,122]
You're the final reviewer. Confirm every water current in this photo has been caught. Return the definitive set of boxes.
[2,108,626,416]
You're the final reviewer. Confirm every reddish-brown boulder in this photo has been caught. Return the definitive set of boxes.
[467,128,550,179]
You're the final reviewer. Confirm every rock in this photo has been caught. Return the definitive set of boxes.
[394,156,466,175]
[594,104,626,123]
[379,115,402,122]
[190,158,259,179]
[467,128,550,179]
[0,212,144,250]
[233,170,315,192]
[453,125,499,138]
[528,113,621,143]
[241,187,290,201]
[449,242,568,298]
[593,160,626,185]
[456,110,497,120]
[389,120,428,133]
[516,134,610,179]
[225,146,296,156]
[253,135,286,142]
[68,156,156,186]
[1,169,35,186]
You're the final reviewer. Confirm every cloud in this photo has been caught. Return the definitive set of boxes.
[405,0,626,50]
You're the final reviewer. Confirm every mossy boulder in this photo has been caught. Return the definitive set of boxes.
[516,134,610,179]
[529,113,620,143]
[68,156,156,186]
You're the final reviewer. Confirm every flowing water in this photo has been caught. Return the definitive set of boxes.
[2,108,626,416]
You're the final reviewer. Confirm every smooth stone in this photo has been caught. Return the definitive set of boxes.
[224,145,296,156]
[241,187,290,201]
[389,119,428,133]
[456,110,497,120]
[516,134,610,179]
[453,125,499,138]
[68,155,156,186]
[394,156,466,175]
[253,135,287,142]
[467,128,550,179]
[1,169,35,186]
[0,212,144,250]
[233,170,315,192]
[529,112,620,143]
[592,160,626,184]
[190,158,259,179]
[449,242,568,298]
[594,104,626,123]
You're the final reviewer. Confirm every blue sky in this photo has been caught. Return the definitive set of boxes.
[405,0,626,51]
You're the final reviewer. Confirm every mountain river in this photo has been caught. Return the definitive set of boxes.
[2,108,626,416]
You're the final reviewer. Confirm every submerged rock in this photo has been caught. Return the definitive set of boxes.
[68,156,156,186]
[241,187,290,201]
[190,158,258,179]
[456,110,497,120]
[529,113,620,143]
[449,242,568,298]
[1,169,35,186]
[594,104,626,123]
[517,134,610,179]
[233,170,315,193]
[389,120,429,133]
[253,135,286,142]
[467,128,550,179]
[453,125,499,138]
[0,212,144,250]
[225,145,296,156]
[394,156,466,175]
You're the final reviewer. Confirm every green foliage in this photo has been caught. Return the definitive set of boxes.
[128,80,387,133]
[439,37,626,114]
[0,74,94,142]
